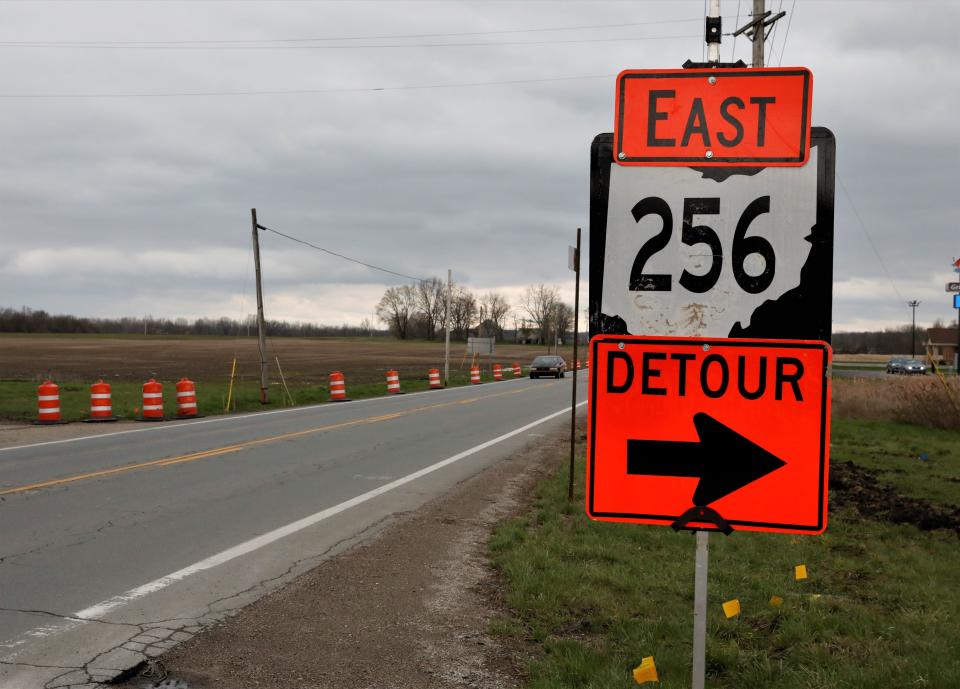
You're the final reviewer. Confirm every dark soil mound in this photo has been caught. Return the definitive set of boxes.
[831,461,960,535]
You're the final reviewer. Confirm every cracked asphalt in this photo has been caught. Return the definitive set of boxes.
[0,376,585,688]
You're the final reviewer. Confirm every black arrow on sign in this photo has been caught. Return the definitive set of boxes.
[627,413,786,507]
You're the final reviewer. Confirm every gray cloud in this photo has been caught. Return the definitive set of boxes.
[0,0,957,330]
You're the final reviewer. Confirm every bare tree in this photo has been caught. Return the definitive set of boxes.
[415,277,446,340]
[481,292,511,341]
[375,285,416,339]
[449,287,477,340]
[520,284,560,345]
[553,302,574,344]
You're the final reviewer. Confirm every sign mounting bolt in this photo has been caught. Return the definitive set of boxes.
[618,152,626,160]
[708,76,717,85]
[618,342,625,350]
[705,150,714,159]
[702,344,711,351]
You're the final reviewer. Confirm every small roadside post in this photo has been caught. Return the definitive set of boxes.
[568,228,581,500]
[587,2,831,687]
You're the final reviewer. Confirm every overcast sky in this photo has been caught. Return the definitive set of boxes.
[1,0,957,332]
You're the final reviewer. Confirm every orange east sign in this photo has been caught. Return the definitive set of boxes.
[614,67,812,167]
[586,336,831,534]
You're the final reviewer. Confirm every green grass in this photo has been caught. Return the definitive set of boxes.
[0,370,495,422]
[489,422,960,689]
[831,417,960,506]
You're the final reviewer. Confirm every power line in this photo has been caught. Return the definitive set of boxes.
[0,72,614,99]
[777,0,797,66]
[839,178,907,308]
[257,223,428,283]
[0,33,701,50]
[731,0,742,62]
[765,0,785,65]
[0,16,715,46]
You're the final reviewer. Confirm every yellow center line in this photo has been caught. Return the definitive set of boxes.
[0,383,552,497]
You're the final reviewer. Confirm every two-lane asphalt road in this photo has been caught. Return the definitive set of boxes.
[0,375,586,687]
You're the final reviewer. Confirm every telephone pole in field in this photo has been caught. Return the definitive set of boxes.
[251,208,269,404]
[444,268,452,386]
[908,300,920,358]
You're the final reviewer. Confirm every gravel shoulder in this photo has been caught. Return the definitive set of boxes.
[0,419,143,449]
[116,420,571,689]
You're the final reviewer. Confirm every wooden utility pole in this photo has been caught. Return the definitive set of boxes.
[908,300,920,358]
[251,208,269,404]
[444,268,452,386]
[753,0,765,67]
[734,1,785,68]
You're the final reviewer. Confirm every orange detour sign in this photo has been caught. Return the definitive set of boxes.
[614,67,811,167]
[587,335,831,535]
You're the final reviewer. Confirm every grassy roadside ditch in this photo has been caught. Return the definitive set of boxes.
[0,370,493,423]
[488,418,960,688]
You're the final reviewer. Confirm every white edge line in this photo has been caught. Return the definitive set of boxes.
[0,375,548,454]
[75,401,586,619]
[0,400,587,656]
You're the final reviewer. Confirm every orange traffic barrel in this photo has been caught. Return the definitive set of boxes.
[470,366,481,385]
[576,359,581,369]
[585,357,590,369]
[139,379,165,421]
[85,379,117,422]
[428,368,442,389]
[386,370,403,394]
[512,362,521,377]
[35,380,63,425]
[329,371,350,402]
[176,378,199,418]
[493,363,503,381]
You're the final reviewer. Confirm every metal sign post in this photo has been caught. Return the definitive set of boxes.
[692,530,709,689]
[568,229,581,500]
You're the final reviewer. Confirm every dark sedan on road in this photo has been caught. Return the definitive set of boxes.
[529,355,567,379]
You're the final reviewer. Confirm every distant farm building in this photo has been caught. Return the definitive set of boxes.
[925,327,957,364]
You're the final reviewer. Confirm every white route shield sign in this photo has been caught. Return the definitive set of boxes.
[589,128,835,342]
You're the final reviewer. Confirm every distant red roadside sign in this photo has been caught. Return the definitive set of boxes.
[614,67,812,166]
[586,336,831,535]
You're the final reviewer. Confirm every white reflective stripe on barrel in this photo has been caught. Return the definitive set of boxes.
[143,392,162,399]
[91,405,112,412]
[38,408,60,415]
[176,390,195,397]
[91,393,111,399]
[38,395,59,401]
[178,402,197,409]
[143,405,163,411]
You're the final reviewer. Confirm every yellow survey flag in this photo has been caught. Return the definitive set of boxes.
[722,599,741,618]
[769,595,784,606]
[632,656,658,684]
[795,564,808,580]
